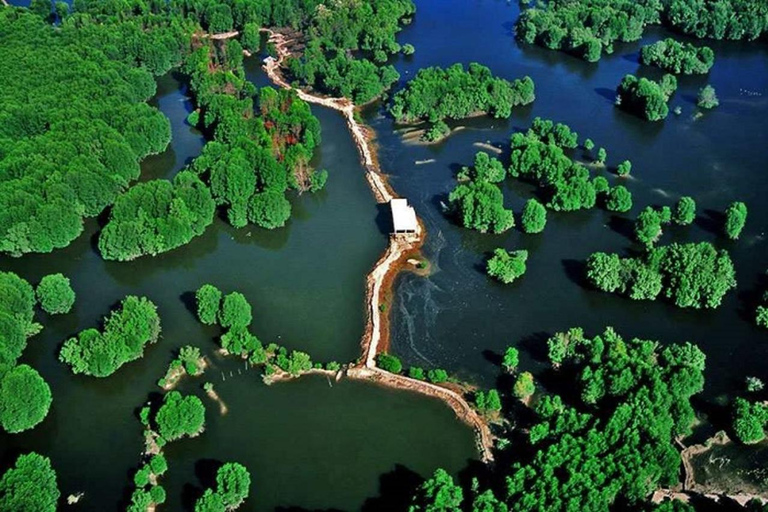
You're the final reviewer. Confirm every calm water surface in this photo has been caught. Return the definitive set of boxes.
[0,59,475,510]
[379,0,768,403]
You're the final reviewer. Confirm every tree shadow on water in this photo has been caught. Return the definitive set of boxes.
[561,259,586,287]
[360,464,423,512]
[595,87,617,104]
[607,214,635,242]
[695,209,724,237]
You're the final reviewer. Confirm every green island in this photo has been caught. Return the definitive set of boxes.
[1,0,767,511]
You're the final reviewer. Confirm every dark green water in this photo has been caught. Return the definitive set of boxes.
[0,63,475,509]
[4,0,768,507]
[377,0,768,403]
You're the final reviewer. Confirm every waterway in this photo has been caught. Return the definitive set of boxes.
[379,0,768,404]
[0,62,475,510]
[2,0,768,508]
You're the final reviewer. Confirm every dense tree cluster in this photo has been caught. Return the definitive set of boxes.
[98,171,215,260]
[154,390,206,442]
[390,63,535,138]
[586,242,736,308]
[185,39,324,231]
[36,274,76,315]
[127,454,168,512]
[194,462,251,512]
[616,74,677,121]
[509,122,599,212]
[193,284,316,376]
[59,296,161,377]
[516,0,767,62]
[673,196,696,225]
[411,327,706,511]
[0,9,180,256]
[640,38,714,74]
[284,0,415,103]
[487,249,528,284]
[0,271,51,434]
[665,0,768,40]
[515,0,663,62]
[0,452,60,512]
[634,205,672,247]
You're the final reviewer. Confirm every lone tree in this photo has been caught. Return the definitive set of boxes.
[606,186,633,213]
[513,371,536,401]
[216,463,251,509]
[377,353,403,374]
[724,201,747,240]
[155,391,206,442]
[36,274,75,315]
[220,292,252,330]
[521,199,547,233]
[673,196,696,225]
[196,284,222,325]
[697,85,719,109]
[0,365,52,434]
[502,347,519,373]
[487,249,528,284]
[617,160,632,177]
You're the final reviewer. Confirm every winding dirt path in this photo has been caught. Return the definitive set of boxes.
[260,29,494,462]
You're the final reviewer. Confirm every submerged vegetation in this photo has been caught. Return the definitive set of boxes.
[586,242,736,309]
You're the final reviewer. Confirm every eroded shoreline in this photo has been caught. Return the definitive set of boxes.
[260,28,494,462]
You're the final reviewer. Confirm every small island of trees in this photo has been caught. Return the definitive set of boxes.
[390,63,535,141]
[586,242,736,309]
[640,38,715,75]
[59,296,161,377]
[616,74,677,121]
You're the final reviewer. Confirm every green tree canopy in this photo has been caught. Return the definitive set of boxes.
[196,284,222,325]
[36,273,75,315]
[0,452,59,512]
[0,365,52,434]
[487,249,528,284]
[155,391,206,442]
[724,201,747,239]
[520,199,547,233]
[59,296,161,377]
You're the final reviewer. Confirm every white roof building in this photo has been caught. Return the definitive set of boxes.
[391,198,418,234]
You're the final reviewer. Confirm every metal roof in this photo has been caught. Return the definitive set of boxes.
[391,198,418,232]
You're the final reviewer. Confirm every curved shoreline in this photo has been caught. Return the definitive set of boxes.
[260,29,494,462]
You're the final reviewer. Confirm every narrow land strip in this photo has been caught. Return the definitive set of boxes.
[260,28,494,462]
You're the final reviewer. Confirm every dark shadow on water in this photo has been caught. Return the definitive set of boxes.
[180,291,198,319]
[194,458,222,490]
[375,203,394,236]
[595,87,617,104]
[518,331,551,363]
[360,463,423,512]
[736,269,768,324]
[481,348,502,367]
[622,52,640,64]
[181,482,203,512]
[561,259,586,288]
[682,93,699,105]
[695,209,724,237]
[607,214,636,241]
